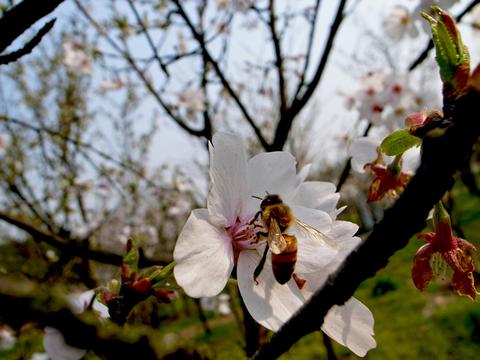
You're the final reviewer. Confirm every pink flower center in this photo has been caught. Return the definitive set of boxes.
[227,216,265,262]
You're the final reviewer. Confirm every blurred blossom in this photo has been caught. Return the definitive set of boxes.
[95,183,111,198]
[44,290,109,360]
[62,40,92,75]
[177,31,187,54]
[414,0,459,32]
[167,198,191,216]
[383,5,419,40]
[45,249,59,262]
[200,293,231,315]
[98,77,126,92]
[471,5,480,30]
[0,133,10,156]
[117,225,132,245]
[177,89,206,115]
[30,354,49,360]
[0,327,16,350]
[345,71,437,130]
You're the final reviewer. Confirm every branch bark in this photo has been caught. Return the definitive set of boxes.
[0,0,65,53]
[271,0,347,151]
[0,210,167,268]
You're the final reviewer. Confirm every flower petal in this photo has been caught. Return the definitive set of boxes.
[290,205,332,233]
[244,152,298,216]
[174,209,234,297]
[349,137,379,173]
[237,249,305,331]
[207,133,248,227]
[43,328,86,360]
[292,181,340,219]
[411,243,434,291]
[321,298,376,357]
[293,223,338,273]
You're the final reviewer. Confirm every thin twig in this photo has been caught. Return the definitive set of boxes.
[172,0,270,150]
[271,0,347,150]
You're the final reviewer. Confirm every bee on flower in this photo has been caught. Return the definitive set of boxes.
[173,132,376,356]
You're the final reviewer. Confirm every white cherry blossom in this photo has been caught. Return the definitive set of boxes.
[174,132,376,356]
[62,40,92,75]
[383,5,419,40]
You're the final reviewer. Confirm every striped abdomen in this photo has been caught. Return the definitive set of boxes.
[271,234,297,284]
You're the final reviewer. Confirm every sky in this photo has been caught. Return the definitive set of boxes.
[3,0,480,186]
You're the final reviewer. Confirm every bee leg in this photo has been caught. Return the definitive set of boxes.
[292,273,306,290]
[249,211,261,225]
[253,246,269,285]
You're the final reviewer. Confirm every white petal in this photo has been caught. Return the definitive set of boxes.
[93,299,110,319]
[349,137,379,173]
[44,327,86,360]
[244,152,298,216]
[296,164,312,185]
[67,290,95,314]
[174,209,234,297]
[290,206,332,233]
[237,250,305,331]
[207,133,248,227]
[292,181,340,219]
[294,222,338,273]
[321,298,376,357]
[402,146,420,173]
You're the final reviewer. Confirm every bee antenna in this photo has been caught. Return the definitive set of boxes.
[265,190,270,195]
[251,195,262,200]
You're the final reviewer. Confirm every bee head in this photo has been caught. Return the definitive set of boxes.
[260,194,283,210]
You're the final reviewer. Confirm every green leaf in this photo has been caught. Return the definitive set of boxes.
[381,129,421,156]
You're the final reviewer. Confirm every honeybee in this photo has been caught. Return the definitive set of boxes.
[252,194,337,288]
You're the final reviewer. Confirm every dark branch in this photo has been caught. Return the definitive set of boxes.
[0,19,55,65]
[74,0,205,138]
[172,0,270,150]
[254,85,480,358]
[268,0,288,118]
[126,0,170,77]
[0,0,64,53]
[271,0,347,151]
[0,210,167,268]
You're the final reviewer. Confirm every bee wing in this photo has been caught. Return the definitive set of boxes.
[294,218,338,250]
[267,218,287,254]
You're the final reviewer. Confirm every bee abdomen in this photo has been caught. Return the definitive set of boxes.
[271,235,297,285]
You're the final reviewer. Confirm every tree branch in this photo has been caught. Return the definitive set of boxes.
[172,0,270,150]
[268,0,287,118]
[0,19,55,65]
[254,84,480,358]
[126,0,170,77]
[0,0,64,53]
[73,0,205,138]
[271,0,347,151]
[0,210,167,268]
